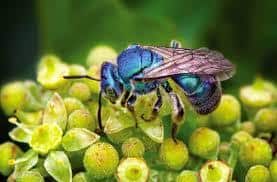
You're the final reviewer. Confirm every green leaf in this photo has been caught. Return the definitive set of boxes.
[62,128,100,152]
[44,151,72,182]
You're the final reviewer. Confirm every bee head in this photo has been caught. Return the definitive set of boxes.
[101,62,123,103]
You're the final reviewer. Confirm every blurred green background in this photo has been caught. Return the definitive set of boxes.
[0,0,276,148]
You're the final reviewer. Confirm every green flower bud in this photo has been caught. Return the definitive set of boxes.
[62,128,100,152]
[211,94,241,127]
[116,158,149,182]
[43,93,67,131]
[37,55,69,89]
[86,45,117,67]
[159,138,189,170]
[188,127,220,160]
[240,121,256,136]
[0,142,23,176]
[15,110,43,125]
[44,151,72,182]
[30,123,63,154]
[69,82,91,102]
[64,97,85,115]
[245,165,271,182]
[231,131,252,147]
[73,172,88,182]
[67,109,96,131]
[16,171,44,182]
[84,142,119,179]
[239,138,272,168]
[121,137,145,157]
[254,108,277,132]
[176,170,199,182]
[0,82,42,115]
[269,159,277,182]
[200,160,231,182]
[69,64,87,75]
[240,84,273,117]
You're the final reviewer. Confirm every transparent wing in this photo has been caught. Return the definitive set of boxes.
[140,46,235,82]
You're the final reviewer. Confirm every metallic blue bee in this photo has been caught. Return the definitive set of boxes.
[64,40,235,141]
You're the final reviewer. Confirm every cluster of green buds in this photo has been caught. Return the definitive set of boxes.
[0,45,276,181]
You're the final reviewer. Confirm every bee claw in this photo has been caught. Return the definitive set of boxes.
[95,128,105,136]
[141,114,153,122]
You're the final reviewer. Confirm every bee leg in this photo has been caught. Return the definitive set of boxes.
[126,93,138,127]
[141,88,162,121]
[161,81,184,143]
[120,90,131,107]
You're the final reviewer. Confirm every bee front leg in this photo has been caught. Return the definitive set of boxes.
[120,90,131,107]
[141,88,162,121]
[161,81,184,142]
[126,93,138,127]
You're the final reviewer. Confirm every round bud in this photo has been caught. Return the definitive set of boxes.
[16,171,44,182]
[67,109,96,131]
[210,94,241,127]
[0,142,23,176]
[254,108,277,132]
[245,165,271,182]
[176,170,199,182]
[240,86,272,113]
[159,138,189,170]
[269,160,277,182]
[239,138,272,168]
[231,131,252,147]
[68,64,87,75]
[240,121,256,136]
[116,158,149,182]
[64,97,85,115]
[30,123,63,154]
[0,82,42,115]
[121,137,145,157]
[200,161,231,182]
[188,127,220,159]
[69,82,91,102]
[86,45,117,67]
[37,55,69,89]
[83,142,119,179]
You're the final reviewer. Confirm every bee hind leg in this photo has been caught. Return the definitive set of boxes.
[141,88,162,121]
[161,81,184,143]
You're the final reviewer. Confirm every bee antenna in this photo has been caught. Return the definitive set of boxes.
[63,75,100,81]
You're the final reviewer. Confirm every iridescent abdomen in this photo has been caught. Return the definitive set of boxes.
[117,45,163,94]
[173,74,221,114]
